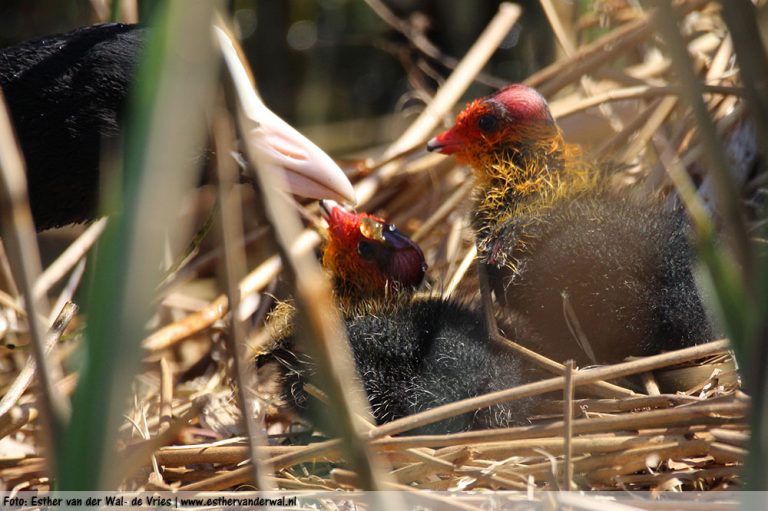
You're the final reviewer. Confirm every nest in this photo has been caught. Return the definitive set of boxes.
[0,0,760,501]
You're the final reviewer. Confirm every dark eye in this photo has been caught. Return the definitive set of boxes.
[478,114,498,132]
[357,240,376,260]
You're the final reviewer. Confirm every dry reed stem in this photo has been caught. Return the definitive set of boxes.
[0,288,24,314]
[254,342,737,474]
[159,358,173,434]
[258,370,740,477]
[594,97,662,160]
[142,294,229,351]
[551,84,743,121]
[375,2,521,163]
[48,259,85,327]
[368,340,731,438]
[653,0,751,275]
[708,442,746,464]
[0,91,66,469]
[0,302,78,417]
[211,93,274,491]
[108,406,202,489]
[563,360,575,490]
[616,464,740,482]
[364,0,508,91]
[371,399,745,450]
[620,97,679,166]
[707,36,735,92]
[539,0,627,133]
[719,1,768,162]
[0,241,20,300]
[516,436,712,480]
[118,400,193,434]
[388,447,466,482]
[528,12,651,95]
[301,383,490,492]
[154,444,301,466]
[538,394,701,414]
[33,218,107,301]
[401,447,527,490]
[641,372,662,396]
[709,428,749,447]
[539,0,575,56]
[329,469,486,511]
[586,439,713,482]
[0,404,38,439]
[219,17,394,493]
[527,0,709,97]
[444,245,476,297]
[493,334,635,398]
[410,179,473,243]
[461,433,702,459]
[156,435,736,487]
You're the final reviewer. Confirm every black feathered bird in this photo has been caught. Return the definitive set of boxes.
[427,84,715,365]
[268,201,538,434]
[0,24,142,230]
[0,23,355,230]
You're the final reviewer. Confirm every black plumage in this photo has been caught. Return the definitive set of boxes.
[0,23,144,230]
[263,201,539,435]
[1,23,357,230]
[488,190,713,365]
[273,298,538,434]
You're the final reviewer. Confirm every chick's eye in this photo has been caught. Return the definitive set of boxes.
[478,114,498,132]
[357,240,376,260]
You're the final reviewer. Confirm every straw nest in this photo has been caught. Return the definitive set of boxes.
[0,0,759,500]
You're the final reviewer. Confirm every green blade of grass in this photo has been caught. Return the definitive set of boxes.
[58,0,220,489]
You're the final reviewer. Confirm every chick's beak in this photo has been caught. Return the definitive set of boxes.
[427,128,462,155]
[214,24,356,205]
[319,199,356,227]
[319,199,336,220]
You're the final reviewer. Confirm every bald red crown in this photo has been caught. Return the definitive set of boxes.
[427,84,557,165]
[492,84,551,122]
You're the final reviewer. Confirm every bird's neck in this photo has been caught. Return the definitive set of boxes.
[332,277,414,314]
[470,133,596,267]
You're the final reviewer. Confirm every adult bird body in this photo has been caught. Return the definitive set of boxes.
[428,84,714,365]
[0,24,143,230]
[0,23,355,231]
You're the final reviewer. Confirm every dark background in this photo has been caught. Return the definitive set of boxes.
[0,0,555,153]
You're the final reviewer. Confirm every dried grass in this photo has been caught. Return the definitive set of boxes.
[0,0,757,498]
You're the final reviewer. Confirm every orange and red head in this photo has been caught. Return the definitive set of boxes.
[320,200,426,301]
[427,84,562,169]
[426,84,592,269]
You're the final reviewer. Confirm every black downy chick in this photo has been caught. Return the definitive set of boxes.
[270,201,539,434]
[0,23,356,230]
[427,84,715,365]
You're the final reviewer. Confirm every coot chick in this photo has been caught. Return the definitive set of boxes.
[427,84,714,365]
[269,201,538,434]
